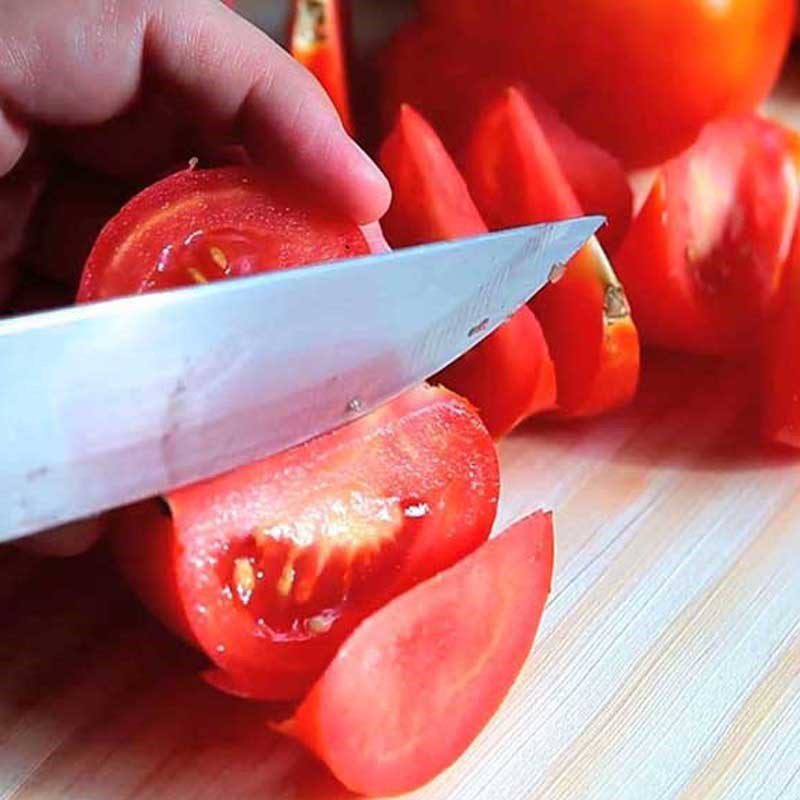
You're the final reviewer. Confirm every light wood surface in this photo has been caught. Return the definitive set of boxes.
[4,7,800,799]
[3,353,800,800]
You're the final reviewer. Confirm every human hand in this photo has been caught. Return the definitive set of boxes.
[1,0,391,554]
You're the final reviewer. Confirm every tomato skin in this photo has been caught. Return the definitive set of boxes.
[378,103,556,436]
[289,0,355,135]
[112,385,500,700]
[762,261,800,448]
[378,23,632,251]
[763,134,800,448]
[78,166,369,301]
[416,0,795,166]
[462,87,639,418]
[277,511,553,797]
[615,115,800,356]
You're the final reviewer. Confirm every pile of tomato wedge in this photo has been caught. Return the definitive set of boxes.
[5,0,800,796]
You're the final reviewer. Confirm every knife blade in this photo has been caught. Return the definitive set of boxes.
[0,216,601,540]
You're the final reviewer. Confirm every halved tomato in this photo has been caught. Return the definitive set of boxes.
[615,115,800,356]
[289,0,355,135]
[462,87,639,418]
[81,166,499,700]
[77,165,370,301]
[112,385,499,700]
[378,104,556,436]
[277,511,553,796]
[377,23,632,251]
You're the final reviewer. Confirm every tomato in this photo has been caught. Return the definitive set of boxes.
[415,0,794,166]
[378,104,556,436]
[378,22,632,251]
[111,386,499,700]
[289,0,355,135]
[276,511,553,796]
[462,87,640,418]
[763,257,800,448]
[615,115,800,356]
[77,166,369,301]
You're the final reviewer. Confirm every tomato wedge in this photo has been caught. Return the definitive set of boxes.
[615,115,800,356]
[277,511,553,796]
[289,0,355,135]
[377,23,632,251]
[77,165,369,301]
[112,386,499,700]
[461,87,640,418]
[378,104,556,437]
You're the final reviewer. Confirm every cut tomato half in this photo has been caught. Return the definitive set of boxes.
[112,385,499,700]
[277,511,553,796]
[377,23,632,251]
[289,0,355,135]
[86,166,499,700]
[615,115,800,356]
[77,165,369,301]
[378,104,556,436]
[462,87,639,418]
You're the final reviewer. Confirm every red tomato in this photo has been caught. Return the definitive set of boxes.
[462,87,640,418]
[615,115,800,356]
[277,511,553,796]
[289,0,355,135]
[112,386,499,700]
[415,0,794,166]
[763,258,800,448]
[763,133,800,448]
[378,22,632,251]
[77,166,369,301]
[378,104,556,436]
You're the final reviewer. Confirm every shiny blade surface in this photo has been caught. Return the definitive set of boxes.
[0,216,601,540]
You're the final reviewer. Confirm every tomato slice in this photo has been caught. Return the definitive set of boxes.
[462,87,640,418]
[112,385,500,700]
[378,103,556,437]
[377,22,632,251]
[276,511,553,796]
[77,165,369,301]
[615,115,800,356]
[289,0,355,136]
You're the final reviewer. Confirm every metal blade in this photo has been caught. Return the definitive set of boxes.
[0,216,601,540]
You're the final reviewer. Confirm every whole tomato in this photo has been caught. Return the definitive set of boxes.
[417,0,795,166]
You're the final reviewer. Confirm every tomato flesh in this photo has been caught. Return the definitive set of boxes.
[462,87,639,418]
[378,23,632,251]
[277,511,553,796]
[615,115,800,356]
[77,166,370,301]
[112,385,499,700]
[378,103,556,436]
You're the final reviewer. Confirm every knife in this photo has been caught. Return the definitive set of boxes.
[0,217,601,541]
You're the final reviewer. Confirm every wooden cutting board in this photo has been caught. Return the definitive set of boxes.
[4,6,800,798]
[3,355,800,800]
